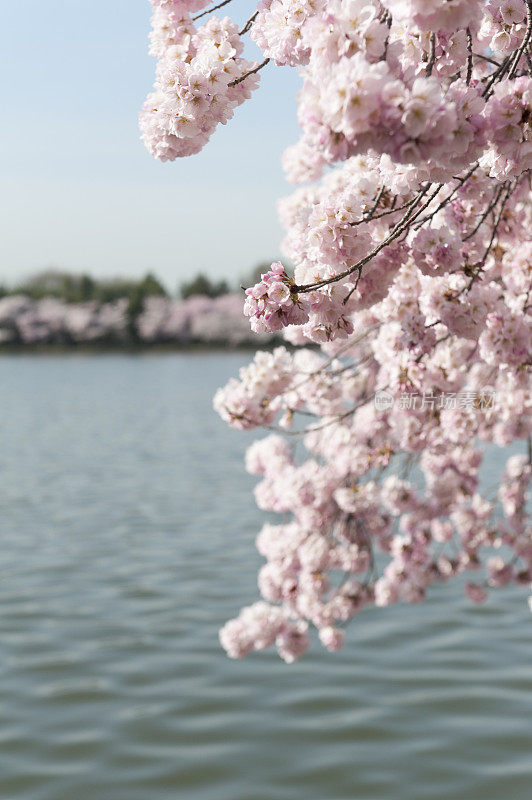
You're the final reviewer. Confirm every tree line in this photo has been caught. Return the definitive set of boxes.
[0,264,273,304]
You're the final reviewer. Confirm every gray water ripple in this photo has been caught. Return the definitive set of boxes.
[0,353,531,800]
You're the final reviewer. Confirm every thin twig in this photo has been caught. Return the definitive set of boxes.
[508,0,532,79]
[193,0,233,21]
[473,52,502,68]
[240,11,258,35]
[413,164,478,229]
[483,53,513,97]
[342,268,362,305]
[228,391,379,437]
[465,182,515,290]
[466,28,473,85]
[462,183,507,241]
[364,186,385,219]
[228,58,270,87]
[525,46,532,73]
[425,33,436,77]
[350,196,409,227]
[294,184,441,294]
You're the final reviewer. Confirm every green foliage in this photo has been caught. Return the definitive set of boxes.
[180,273,230,299]
[1,264,282,306]
[125,274,168,342]
[10,269,168,304]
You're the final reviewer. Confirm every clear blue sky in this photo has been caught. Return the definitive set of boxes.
[0,0,301,291]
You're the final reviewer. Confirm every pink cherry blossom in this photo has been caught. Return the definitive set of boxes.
[142,0,532,661]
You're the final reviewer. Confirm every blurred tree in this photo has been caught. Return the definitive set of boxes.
[137,272,168,297]
[7,269,168,307]
[78,274,96,302]
[126,273,169,342]
[15,269,69,300]
[180,273,229,299]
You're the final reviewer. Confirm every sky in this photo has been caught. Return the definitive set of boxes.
[0,0,302,291]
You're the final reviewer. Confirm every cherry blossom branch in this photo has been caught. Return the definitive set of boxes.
[465,182,515,290]
[473,52,502,68]
[508,0,532,79]
[425,33,436,77]
[294,184,442,293]
[413,164,478,229]
[193,0,233,21]
[364,185,386,219]
[143,0,532,663]
[466,28,473,85]
[290,325,381,390]
[228,58,270,87]
[224,391,379,437]
[483,54,514,97]
[526,46,532,73]
[350,195,410,226]
[240,11,258,36]
[462,182,508,241]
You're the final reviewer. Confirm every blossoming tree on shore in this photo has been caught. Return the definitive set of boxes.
[141,0,532,662]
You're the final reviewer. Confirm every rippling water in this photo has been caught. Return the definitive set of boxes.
[0,352,531,800]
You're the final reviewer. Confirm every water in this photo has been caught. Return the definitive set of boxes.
[0,352,531,800]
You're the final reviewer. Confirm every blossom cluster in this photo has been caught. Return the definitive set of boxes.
[140,0,262,160]
[142,0,532,661]
[243,261,310,333]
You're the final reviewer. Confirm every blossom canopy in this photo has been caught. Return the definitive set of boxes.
[142,0,532,663]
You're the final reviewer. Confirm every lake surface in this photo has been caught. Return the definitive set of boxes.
[0,352,531,800]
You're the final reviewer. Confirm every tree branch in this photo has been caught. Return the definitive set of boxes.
[240,11,258,35]
[228,58,270,87]
[193,0,233,22]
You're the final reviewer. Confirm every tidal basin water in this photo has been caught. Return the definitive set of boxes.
[0,352,531,800]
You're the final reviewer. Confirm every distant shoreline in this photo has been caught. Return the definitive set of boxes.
[0,340,273,355]
[0,293,279,351]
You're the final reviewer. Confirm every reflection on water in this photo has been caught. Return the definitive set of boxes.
[0,353,531,800]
